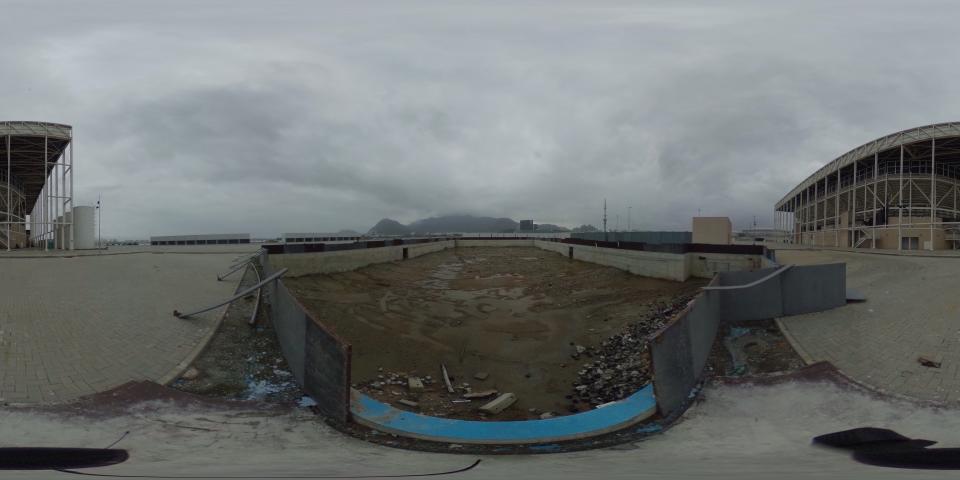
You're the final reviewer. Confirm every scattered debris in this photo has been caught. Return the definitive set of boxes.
[451,399,471,404]
[567,297,694,410]
[181,367,201,381]
[479,393,517,415]
[441,363,455,393]
[539,412,555,419]
[463,389,498,399]
[473,372,489,381]
[297,396,318,407]
[397,399,419,408]
[408,377,425,391]
[918,356,942,368]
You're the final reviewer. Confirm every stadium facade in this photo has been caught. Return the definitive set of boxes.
[775,122,960,250]
[0,121,74,251]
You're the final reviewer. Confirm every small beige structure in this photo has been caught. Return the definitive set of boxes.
[692,217,732,245]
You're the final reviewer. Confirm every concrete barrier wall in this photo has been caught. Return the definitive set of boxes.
[570,245,689,282]
[271,281,308,384]
[689,252,762,279]
[454,239,535,248]
[271,241,455,277]
[261,258,353,423]
[780,263,846,315]
[648,277,721,416]
[649,263,846,416]
[533,239,570,257]
[715,267,784,322]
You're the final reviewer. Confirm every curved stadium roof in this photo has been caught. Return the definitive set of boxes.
[0,121,72,212]
[777,122,960,209]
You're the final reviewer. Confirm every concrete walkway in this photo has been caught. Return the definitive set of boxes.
[777,249,960,404]
[0,252,241,403]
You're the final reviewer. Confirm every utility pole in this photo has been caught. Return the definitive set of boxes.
[96,193,101,249]
[602,198,608,241]
[627,206,632,231]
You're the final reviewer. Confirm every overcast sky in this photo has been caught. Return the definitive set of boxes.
[4,1,960,238]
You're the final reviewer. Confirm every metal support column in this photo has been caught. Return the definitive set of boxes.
[835,166,840,247]
[873,152,878,248]
[931,136,935,250]
[899,144,904,250]
[5,134,9,251]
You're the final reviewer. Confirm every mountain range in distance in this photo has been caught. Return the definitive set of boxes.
[367,215,575,235]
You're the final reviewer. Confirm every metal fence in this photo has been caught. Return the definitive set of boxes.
[260,253,352,422]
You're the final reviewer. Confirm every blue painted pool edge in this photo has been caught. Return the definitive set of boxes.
[350,385,657,445]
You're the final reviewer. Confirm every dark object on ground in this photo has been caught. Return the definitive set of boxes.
[854,449,960,470]
[814,427,960,470]
[846,288,867,302]
[0,447,128,470]
[813,427,935,450]
[918,356,942,368]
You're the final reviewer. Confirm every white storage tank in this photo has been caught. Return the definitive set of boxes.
[73,205,96,249]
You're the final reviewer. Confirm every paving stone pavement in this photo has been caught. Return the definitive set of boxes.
[778,249,960,404]
[0,251,244,403]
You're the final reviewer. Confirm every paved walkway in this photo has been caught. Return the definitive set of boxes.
[0,252,243,403]
[777,249,960,404]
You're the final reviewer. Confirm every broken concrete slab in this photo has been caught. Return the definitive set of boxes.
[478,393,516,415]
[463,389,498,399]
[918,356,942,368]
[408,377,424,391]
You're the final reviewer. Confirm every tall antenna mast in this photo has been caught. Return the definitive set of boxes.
[603,198,608,241]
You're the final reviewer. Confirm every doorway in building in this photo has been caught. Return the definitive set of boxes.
[901,236,920,250]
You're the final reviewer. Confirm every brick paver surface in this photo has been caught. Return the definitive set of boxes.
[0,252,243,403]
[778,249,960,404]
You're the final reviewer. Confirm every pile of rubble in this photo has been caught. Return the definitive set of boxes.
[567,296,695,411]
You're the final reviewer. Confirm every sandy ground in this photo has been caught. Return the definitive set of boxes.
[285,247,704,419]
[3,379,959,479]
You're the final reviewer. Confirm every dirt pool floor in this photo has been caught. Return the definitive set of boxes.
[285,247,705,420]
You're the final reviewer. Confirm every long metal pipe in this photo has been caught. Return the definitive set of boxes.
[174,268,288,319]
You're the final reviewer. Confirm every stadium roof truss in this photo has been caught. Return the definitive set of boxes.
[773,122,960,250]
[0,121,74,250]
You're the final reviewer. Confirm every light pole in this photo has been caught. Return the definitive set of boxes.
[96,193,101,249]
[627,206,632,231]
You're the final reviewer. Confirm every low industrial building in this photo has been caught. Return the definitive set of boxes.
[282,232,361,243]
[150,233,251,246]
[776,122,960,250]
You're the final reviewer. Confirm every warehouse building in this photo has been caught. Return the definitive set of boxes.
[150,233,251,246]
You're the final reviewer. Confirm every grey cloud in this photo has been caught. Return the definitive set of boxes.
[3,0,960,237]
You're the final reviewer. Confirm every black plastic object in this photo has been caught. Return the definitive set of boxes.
[814,428,960,470]
[854,449,960,470]
[0,447,128,470]
[813,427,936,451]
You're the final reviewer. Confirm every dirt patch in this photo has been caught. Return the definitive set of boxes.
[173,264,304,405]
[284,247,705,420]
[709,319,806,377]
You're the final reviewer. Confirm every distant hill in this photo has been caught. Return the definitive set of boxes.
[336,229,360,235]
[367,215,577,235]
[409,215,518,233]
[368,218,411,236]
[571,224,599,233]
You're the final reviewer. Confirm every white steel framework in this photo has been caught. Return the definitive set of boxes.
[0,121,74,251]
[775,122,960,251]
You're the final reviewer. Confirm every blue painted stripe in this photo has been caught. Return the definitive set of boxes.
[351,385,657,444]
